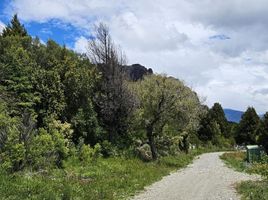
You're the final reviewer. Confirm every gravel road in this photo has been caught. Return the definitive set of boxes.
[132,152,260,200]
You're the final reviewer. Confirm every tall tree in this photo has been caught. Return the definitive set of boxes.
[87,23,136,145]
[198,106,213,141]
[236,107,260,144]
[209,103,229,137]
[198,102,232,145]
[63,58,102,145]
[0,16,36,115]
[2,14,27,37]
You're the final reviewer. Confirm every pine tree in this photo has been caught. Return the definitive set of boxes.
[2,14,27,37]
[209,103,229,137]
[236,107,260,144]
[198,103,230,143]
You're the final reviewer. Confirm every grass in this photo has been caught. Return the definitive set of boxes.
[237,181,268,200]
[220,151,247,172]
[0,150,203,200]
[220,151,268,200]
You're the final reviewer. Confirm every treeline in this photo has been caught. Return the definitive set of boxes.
[198,102,268,153]
[198,103,235,148]
[235,107,268,152]
[0,15,239,172]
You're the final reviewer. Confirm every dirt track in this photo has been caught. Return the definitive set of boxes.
[132,152,260,200]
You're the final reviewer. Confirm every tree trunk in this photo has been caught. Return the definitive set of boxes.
[146,126,158,160]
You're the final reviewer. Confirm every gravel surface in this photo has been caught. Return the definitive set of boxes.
[132,152,260,200]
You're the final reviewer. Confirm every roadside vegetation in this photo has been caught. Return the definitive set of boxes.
[0,150,208,200]
[221,152,268,200]
[220,151,247,172]
[1,15,268,199]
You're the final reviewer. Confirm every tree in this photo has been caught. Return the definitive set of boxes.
[0,15,104,171]
[198,106,213,141]
[209,103,229,137]
[257,112,268,153]
[2,14,27,37]
[131,75,202,159]
[87,23,136,145]
[63,59,102,145]
[236,107,260,144]
[198,103,233,146]
[33,69,65,126]
[0,26,37,116]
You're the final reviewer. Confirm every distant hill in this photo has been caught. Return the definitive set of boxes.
[224,108,264,123]
[223,109,244,123]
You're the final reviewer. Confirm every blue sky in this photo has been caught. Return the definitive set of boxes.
[0,0,85,48]
[1,0,268,113]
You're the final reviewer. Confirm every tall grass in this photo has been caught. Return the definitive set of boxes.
[0,150,204,200]
[220,151,247,172]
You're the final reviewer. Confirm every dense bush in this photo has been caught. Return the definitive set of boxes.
[29,120,73,169]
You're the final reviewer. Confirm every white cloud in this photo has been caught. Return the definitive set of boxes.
[74,36,88,53]
[6,0,268,113]
[0,21,5,33]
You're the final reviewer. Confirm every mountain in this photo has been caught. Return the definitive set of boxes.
[224,108,265,123]
[124,64,153,81]
[224,109,244,123]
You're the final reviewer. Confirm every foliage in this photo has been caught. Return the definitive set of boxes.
[0,101,30,171]
[130,74,203,159]
[246,154,268,178]
[63,59,102,145]
[77,138,102,163]
[257,112,268,153]
[3,13,265,200]
[220,152,247,172]
[209,103,229,137]
[0,15,102,147]
[247,163,268,178]
[221,151,268,178]
[2,14,27,37]
[100,140,118,157]
[88,23,136,146]
[29,120,73,169]
[33,69,65,126]
[236,107,260,145]
[221,151,268,200]
[198,103,233,147]
[237,181,268,200]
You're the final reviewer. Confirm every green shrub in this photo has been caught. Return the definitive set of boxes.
[29,120,73,169]
[101,140,118,157]
[260,154,268,164]
[248,163,268,179]
[29,128,57,169]
[0,102,27,171]
[77,139,102,164]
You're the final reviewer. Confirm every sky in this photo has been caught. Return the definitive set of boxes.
[0,0,268,113]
